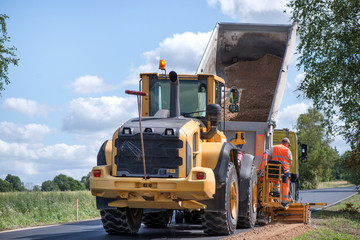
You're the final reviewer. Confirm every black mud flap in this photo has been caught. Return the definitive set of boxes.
[96,196,116,210]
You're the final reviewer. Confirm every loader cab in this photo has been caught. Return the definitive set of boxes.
[140,73,226,123]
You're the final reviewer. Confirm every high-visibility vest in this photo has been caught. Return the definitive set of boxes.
[270,144,291,170]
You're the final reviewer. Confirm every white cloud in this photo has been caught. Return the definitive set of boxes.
[330,134,350,155]
[276,102,311,130]
[294,72,305,86]
[62,96,137,133]
[3,98,52,117]
[0,139,95,185]
[126,31,211,85]
[0,140,88,162]
[13,161,38,175]
[286,72,305,90]
[207,0,290,23]
[0,95,138,185]
[69,75,118,94]
[0,122,51,143]
[277,103,350,154]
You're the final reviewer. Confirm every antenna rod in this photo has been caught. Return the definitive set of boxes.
[125,90,148,180]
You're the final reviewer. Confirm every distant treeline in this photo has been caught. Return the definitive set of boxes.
[0,173,90,192]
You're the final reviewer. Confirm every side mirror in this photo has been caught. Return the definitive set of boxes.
[229,87,239,104]
[229,105,240,113]
[229,87,240,113]
[300,143,308,162]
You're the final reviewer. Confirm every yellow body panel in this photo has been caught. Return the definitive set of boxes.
[90,166,215,210]
[208,130,227,143]
[104,140,112,165]
[178,120,200,177]
[111,128,120,175]
[141,74,150,116]
[207,76,215,105]
[230,132,246,146]
[200,142,223,169]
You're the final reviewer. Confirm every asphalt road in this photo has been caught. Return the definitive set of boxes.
[299,186,357,209]
[0,186,357,240]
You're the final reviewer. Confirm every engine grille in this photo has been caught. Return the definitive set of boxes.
[115,133,183,177]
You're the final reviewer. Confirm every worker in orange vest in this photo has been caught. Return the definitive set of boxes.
[268,138,292,209]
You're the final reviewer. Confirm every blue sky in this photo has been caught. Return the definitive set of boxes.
[0,0,349,186]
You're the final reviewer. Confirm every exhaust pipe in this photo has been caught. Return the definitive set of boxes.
[169,71,180,118]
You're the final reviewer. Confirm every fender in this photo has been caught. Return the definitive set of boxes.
[97,140,109,166]
[200,142,238,210]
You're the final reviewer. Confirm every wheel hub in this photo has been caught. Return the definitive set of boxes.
[230,181,238,219]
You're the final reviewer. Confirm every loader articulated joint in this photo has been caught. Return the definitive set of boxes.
[201,104,221,140]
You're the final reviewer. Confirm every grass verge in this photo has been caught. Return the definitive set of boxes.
[317,180,353,189]
[0,191,99,231]
[294,193,360,240]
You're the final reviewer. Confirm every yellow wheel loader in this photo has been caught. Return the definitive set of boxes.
[91,70,257,235]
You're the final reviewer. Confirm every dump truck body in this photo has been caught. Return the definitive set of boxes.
[196,23,326,224]
[197,23,297,168]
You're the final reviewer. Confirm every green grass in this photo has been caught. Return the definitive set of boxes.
[317,180,354,189]
[294,193,360,240]
[0,191,99,231]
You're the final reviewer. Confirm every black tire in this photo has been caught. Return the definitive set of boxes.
[201,162,238,235]
[142,210,173,228]
[175,210,184,224]
[184,211,192,223]
[184,210,202,224]
[100,208,143,234]
[237,164,257,228]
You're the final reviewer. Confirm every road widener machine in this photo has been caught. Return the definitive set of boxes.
[90,23,324,236]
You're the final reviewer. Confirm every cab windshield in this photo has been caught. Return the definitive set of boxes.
[149,79,207,117]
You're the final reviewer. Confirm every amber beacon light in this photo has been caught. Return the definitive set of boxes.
[159,59,166,70]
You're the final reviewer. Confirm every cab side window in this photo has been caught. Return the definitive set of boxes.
[215,81,224,106]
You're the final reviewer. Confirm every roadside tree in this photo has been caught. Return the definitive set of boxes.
[53,174,85,191]
[295,108,339,189]
[5,174,25,191]
[0,178,13,192]
[0,14,19,95]
[81,172,90,190]
[287,0,360,187]
[41,180,59,191]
